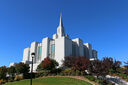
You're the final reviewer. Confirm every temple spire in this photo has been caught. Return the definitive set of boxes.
[57,13,65,38]
[59,13,63,27]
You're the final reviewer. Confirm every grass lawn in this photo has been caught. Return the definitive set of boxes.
[5,77,92,85]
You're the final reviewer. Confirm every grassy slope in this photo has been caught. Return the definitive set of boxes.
[5,77,92,85]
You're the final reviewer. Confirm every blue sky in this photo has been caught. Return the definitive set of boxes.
[0,0,128,66]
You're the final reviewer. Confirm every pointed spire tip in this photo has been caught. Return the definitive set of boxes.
[59,12,63,26]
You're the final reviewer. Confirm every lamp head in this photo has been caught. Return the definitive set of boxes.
[31,52,35,58]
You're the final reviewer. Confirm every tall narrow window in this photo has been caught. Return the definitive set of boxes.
[51,44,55,59]
[72,44,76,56]
[38,46,42,61]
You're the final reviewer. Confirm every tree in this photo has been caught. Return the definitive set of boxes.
[63,56,90,71]
[15,62,30,78]
[124,61,128,69]
[0,66,7,80]
[102,57,113,69]
[72,57,90,71]
[124,61,128,75]
[102,57,121,73]
[112,60,121,72]
[8,66,16,78]
[88,60,109,77]
[63,56,75,67]
[37,57,59,71]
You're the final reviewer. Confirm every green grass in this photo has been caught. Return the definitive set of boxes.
[5,77,92,85]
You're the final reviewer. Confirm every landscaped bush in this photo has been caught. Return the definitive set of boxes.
[61,69,73,75]
[71,72,76,76]
[35,70,50,77]
[109,68,115,74]
[23,73,31,79]
[124,78,128,82]
[75,70,80,76]
[98,79,108,85]
[124,69,128,75]
[110,71,128,82]
[14,75,23,81]
[60,69,85,76]
[117,73,127,79]
[59,72,65,76]
[85,75,95,81]
[35,69,85,77]
[0,79,6,84]
[50,68,62,74]
[8,77,14,82]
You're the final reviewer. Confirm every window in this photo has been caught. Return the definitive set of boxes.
[51,44,55,58]
[38,46,42,61]
[72,44,76,56]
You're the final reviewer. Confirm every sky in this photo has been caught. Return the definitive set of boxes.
[0,0,128,66]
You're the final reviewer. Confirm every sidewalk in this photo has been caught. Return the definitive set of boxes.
[106,75,128,85]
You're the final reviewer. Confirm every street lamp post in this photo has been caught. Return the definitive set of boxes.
[30,53,35,85]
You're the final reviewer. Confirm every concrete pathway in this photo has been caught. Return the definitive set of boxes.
[106,75,128,85]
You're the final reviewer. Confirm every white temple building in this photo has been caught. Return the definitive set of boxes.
[21,14,98,71]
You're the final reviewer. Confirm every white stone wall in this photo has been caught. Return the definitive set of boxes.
[55,37,65,65]
[72,39,79,56]
[30,42,38,63]
[65,37,72,57]
[23,48,30,62]
[84,43,93,58]
[41,37,50,61]
[72,38,84,56]
[83,45,89,58]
